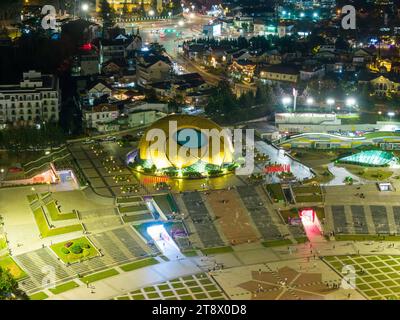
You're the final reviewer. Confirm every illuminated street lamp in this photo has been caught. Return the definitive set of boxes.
[168,11,172,18]
[388,112,395,121]
[282,97,292,108]
[306,97,314,105]
[81,3,89,20]
[345,97,356,107]
[81,3,89,11]
[178,19,185,26]
[300,12,305,18]
[148,10,155,16]
[326,98,335,111]
[313,12,318,18]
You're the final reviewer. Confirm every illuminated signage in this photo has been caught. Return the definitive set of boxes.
[264,164,290,173]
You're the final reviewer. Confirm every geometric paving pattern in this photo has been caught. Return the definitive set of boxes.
[324,255,400,300]
[112,273,226,300]
[236,266,339,300]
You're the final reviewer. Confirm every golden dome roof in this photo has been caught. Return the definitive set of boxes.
[137,114,234,170]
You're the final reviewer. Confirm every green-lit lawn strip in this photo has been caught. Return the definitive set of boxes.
[201,246,233,255]
[46,201,76,221]
[120,257,159,272]
[29,292,48,300]
[49,281,79,294]
[80,269,119,284]
[33,207,82,238]
[262,239,293,247]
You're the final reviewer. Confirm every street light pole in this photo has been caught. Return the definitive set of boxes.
[292,88,297,113]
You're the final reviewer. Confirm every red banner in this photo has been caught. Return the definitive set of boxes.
[264,164,291,174]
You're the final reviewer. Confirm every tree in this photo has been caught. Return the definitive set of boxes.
[99,0,115,37]
[335,36,350,51]
[255,84,273,105]
[122,0,130,17]
[205,80,238,117]
[149,42,166,54]
[0,0,22,21]
[0,267,26,300]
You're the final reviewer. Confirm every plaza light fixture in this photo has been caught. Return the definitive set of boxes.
[326,98,335,105]
[168,12,172,17]
[345,97,356,107]
[388,112,395,118]
[178,19,185,26]
[81,3,89,11]
[313,12,318,18]
[300,12,305,18]
[306,97,314,105]
[282,97,292,106]
[148,10,155,16]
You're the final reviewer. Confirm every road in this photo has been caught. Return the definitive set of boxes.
[119,14,256,95]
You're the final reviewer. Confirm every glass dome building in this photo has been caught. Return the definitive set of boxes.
[127,115,236,177]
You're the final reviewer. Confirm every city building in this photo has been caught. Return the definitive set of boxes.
[0,71,60,127]
[136,54,172,87]
[83,103,119,130]
[259,64,299,84]
[127,114,235,176]
[203,23,222,37]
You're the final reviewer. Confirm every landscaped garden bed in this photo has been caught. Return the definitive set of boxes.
[50,237,99,264]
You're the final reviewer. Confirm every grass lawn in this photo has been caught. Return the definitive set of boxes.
[50,237,99,264]
[120,258,159,272]
[33,207,83,238]
[335,234,400,242]
[340,165,393,181]
[292,185,321,194]
[46,201,76,221]
[0,237,7,250]
[49,281,79,294]
[295,236,309,244]
[27,194,39,203]
[119,205,148,213]
[324,255,400,300]
[295,194,323,203]
[262,239,293,247]
[0,255,27,280]
[80,269,119,284]
[182,250,198,257]
[117,196,142,204]
[265,184,285,202]
[147,292,160,299]
[364,132,400,139]
[201,246,233,255]
[29,292,48,300]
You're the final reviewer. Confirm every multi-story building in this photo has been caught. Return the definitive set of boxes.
[259,64,299,84]
[0,71,60,127]
[136,54,172,87]
[100,39,127,64]
[83,103,119,129]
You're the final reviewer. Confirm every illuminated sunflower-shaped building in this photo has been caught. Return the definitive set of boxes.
[127,115,236,177]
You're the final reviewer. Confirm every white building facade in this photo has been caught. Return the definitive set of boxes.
[0,71,60,127]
